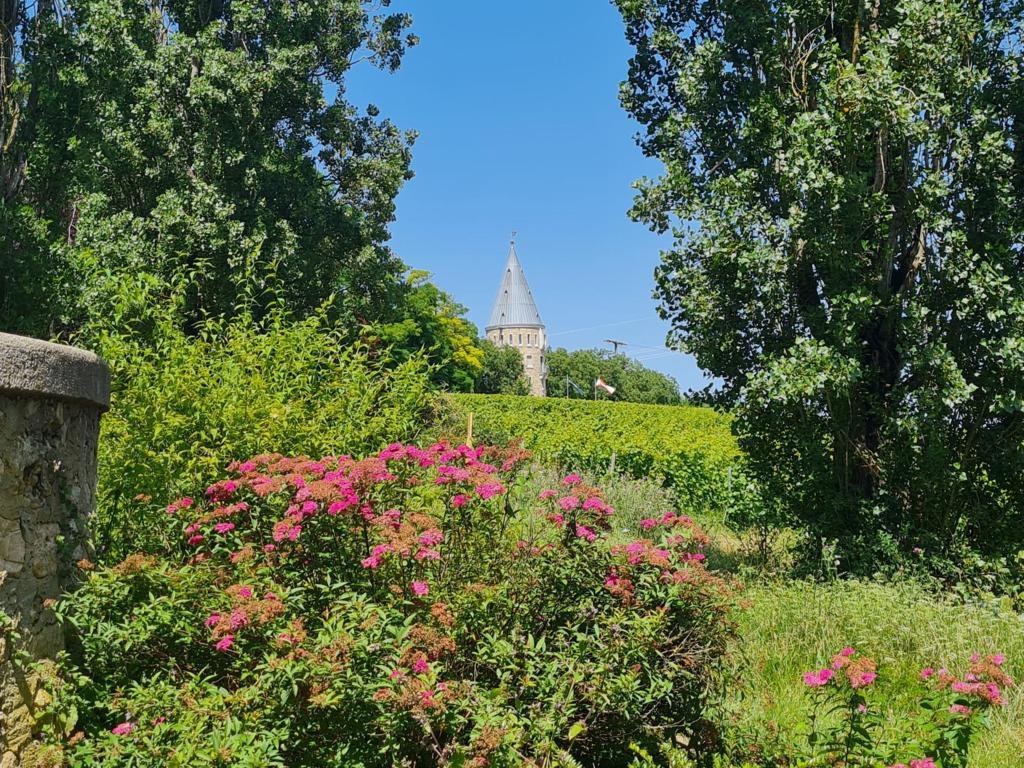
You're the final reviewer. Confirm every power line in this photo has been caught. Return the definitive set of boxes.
[549,317,649,337]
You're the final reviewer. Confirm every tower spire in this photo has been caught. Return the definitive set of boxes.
[485,239,547,397]
[487,240,543,330]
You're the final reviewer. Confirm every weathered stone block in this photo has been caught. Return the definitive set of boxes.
[0,334,108,766]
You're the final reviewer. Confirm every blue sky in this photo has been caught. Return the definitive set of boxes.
[346,0,708,392]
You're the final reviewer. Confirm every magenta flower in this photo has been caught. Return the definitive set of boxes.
[538,489,557,500]
[451,494,468,507]
[475,482,505,500]
[419,529,444,547]
[213,522,235,534]
[920,667,935,680]
[412,656,430,674]
[558,496,580,511]
[110,721,135,736]
[205,613,221,628]
[949,704,972,716]
[639,518,657,530]
[187,534,204,546]
[410,580,429,597]
[562,473,582,486]
[802,668,834,687]
[215,635,234,652]
[850,670,876,688]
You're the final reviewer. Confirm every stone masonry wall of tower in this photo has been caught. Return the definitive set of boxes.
[485,327,547,396]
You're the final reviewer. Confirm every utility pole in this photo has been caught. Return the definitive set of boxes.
[604,339,627,354]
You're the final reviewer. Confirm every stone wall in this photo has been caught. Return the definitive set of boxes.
[0,334,109,767]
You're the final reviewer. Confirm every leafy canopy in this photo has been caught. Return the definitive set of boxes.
[617,0,1024,568]
[1,0,418,337]
[546,347,682,405]
[366,270,484,393]
[476,339,530,396]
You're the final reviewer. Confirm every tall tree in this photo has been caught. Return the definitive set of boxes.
[1,0,417,337]
[366,271,484,393]
[617,0,1024,565]
[476,339,529,395]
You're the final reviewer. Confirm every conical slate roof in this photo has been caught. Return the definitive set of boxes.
[486,242,544,330]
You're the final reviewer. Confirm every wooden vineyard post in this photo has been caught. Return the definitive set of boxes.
[466,412,474,447]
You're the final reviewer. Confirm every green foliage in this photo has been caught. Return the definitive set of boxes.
[93,309,434,561]
[447,394,737,467]
[546,348,682,404]
[717,580,1024,767]
[50,444,733,767]
[616,0,1024,570]
[476,339,529,396]
[365,270,484,393]
[2,0,418,337]
[444,394,745,521]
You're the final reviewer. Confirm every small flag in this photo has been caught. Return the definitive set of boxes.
[595,377,616,395]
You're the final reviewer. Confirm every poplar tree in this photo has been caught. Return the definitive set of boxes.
[617,0,1024,565]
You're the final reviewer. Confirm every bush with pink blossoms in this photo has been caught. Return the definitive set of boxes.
[46,442,735,767]
[794,648,1013,767]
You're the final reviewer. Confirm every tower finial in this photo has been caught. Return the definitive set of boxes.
[511,230,517,245]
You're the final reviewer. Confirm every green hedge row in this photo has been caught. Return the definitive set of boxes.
[443,394,745,517]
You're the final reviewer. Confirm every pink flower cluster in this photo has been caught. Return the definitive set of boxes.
[182,443,526,566]
[802,648,876,690]
[925,652,1013,707]
[803,667,834,688]
[410,580,429,597]
[205,584,285,650]
[165,496,193,515]
[889,759,936,768]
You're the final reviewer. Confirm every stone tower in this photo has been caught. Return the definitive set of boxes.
[485,240,548,396]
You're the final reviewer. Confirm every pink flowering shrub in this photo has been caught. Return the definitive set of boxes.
[48,442,734,767]
[796,648,1013,767]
